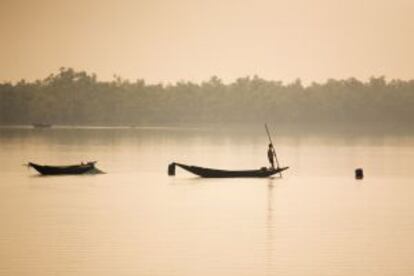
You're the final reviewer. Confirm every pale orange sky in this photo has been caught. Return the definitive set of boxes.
[0,0,413,84]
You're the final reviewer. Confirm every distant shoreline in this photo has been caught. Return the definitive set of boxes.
[1,123,413,136]
[1,69,413,134]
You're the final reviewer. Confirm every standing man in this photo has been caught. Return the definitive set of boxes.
[267,143,275,169]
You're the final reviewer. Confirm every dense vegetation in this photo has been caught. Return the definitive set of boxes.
[1,68,413,131]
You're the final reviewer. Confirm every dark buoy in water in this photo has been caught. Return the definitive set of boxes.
[168,163,176,176]
[355,168,364,179]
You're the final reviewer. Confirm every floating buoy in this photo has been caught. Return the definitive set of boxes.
[355,168,364,179]
[168,163,176,176]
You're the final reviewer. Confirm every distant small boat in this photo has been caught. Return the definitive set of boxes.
[169,162,289,178]
[32,123,52,128]
[28,161,99,175]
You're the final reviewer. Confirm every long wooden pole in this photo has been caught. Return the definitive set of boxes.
[265,123,282,176]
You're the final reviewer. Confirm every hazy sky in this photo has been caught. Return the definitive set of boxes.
[0,0,413,84]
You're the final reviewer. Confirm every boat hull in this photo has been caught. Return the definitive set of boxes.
[173,163,289,178]
[28,162,96,175]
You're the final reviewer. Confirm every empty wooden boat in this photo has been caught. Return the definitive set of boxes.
[28,161,98,175]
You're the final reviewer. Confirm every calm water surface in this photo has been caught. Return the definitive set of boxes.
[0,127,413,275]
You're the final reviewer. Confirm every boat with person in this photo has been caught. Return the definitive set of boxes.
[168,124,289,178]
[168,162,289,178]
[28,161,101,175]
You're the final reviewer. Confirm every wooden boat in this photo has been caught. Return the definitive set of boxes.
[168,162,289,178]
[32,123,52,128]
[28,161,97,175]
[169,124,288,178]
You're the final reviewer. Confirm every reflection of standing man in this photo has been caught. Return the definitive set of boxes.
[267,143,275,169]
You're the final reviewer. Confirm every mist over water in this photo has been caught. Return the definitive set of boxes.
[2,0,413,273]
[1,127,413,275]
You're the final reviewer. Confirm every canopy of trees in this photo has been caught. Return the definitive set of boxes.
[1,68,413,131]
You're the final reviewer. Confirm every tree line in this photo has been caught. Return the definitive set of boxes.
[1,67,413,131]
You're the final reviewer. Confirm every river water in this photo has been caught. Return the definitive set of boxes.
[0,127,413,275]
